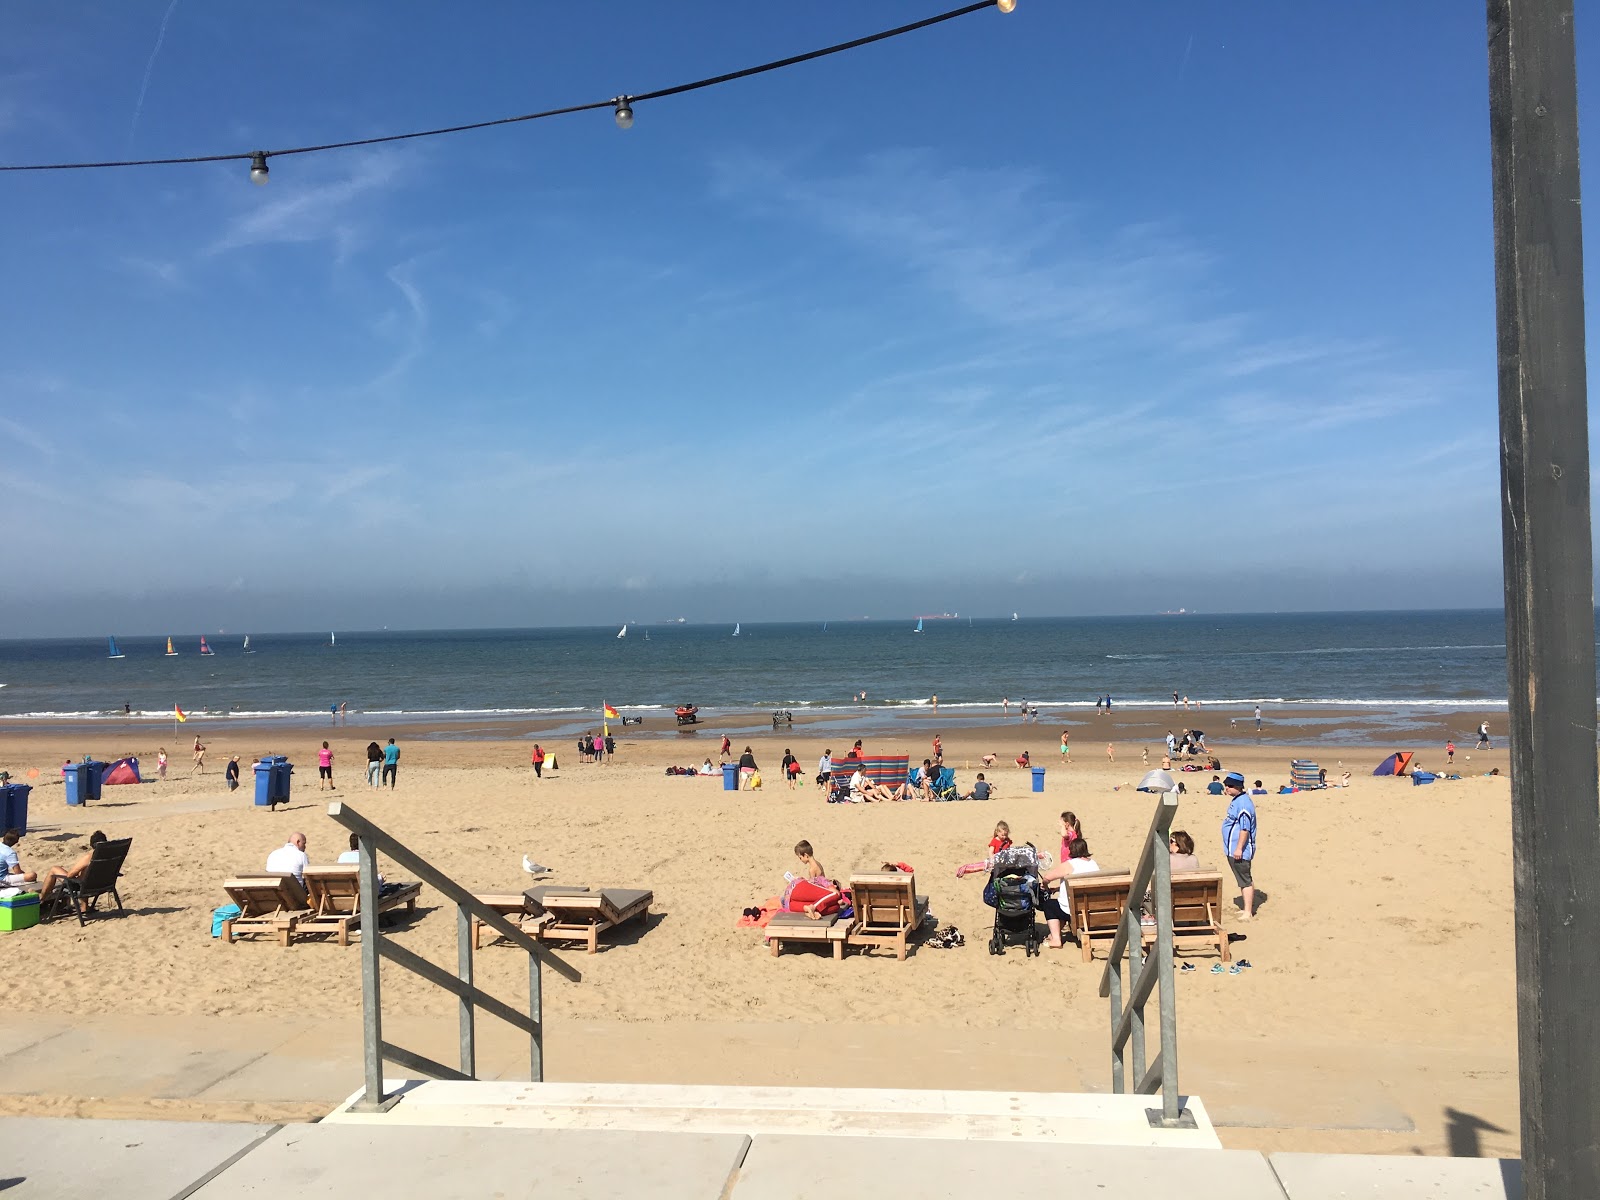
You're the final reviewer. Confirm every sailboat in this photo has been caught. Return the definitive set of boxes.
[330,632,336,648]
[165,636,178,656]
[822,622,828,632]
[243,635,254,654]
[617,624,627,639]
[732,623,741,637]
[913,618,924,634]
[107,636,125,660]
[199,637,215,656]
[1012,612,1019,622]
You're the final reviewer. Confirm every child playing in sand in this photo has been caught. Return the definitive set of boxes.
[988,820,1012,856]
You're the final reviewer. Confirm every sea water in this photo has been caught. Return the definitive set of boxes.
[0,610,1539,722]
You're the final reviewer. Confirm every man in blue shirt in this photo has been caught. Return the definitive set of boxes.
[381,738,400,789]
[1205,775,1224,795]
[1219,771,1257,920]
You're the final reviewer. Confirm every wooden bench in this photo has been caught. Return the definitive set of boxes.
[1065,871,1134,962]
[1066,868,1230,963]
[469,892,542,950]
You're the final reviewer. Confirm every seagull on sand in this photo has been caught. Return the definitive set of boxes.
[522,855,552,877]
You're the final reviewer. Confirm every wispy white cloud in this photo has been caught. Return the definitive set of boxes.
[0,415,56,459]
[206,149,406,256]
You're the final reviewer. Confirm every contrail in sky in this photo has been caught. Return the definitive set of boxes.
[129,0,182,148]
[1177,32,1194,89]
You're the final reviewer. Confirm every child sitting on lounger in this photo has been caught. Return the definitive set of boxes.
[782,840,841,918]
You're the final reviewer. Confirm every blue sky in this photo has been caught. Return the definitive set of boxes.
[0,3,1584,634]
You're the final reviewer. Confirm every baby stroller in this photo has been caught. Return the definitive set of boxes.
[983,844,1045,956]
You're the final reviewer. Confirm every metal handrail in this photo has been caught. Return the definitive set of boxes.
[326,801,581,1113]
[1097,788,1191,1128]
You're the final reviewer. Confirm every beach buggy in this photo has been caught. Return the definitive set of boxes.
[984,843,1045,956]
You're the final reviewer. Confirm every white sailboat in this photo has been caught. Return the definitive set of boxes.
[107,636,125,660]
[732,623,741,637]
[913,618,924,634]
[617,624,627,639]
[1012,612,1019,621]
[330,632,336,647]
[165,636,178,656]
[243,635,253,653]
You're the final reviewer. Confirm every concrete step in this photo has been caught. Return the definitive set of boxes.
[321,1078,1222,1148]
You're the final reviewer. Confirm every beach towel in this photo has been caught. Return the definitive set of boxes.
[736,895,782,929]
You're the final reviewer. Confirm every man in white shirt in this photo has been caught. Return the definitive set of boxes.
[265,832,309,883]
[336,833,383,886]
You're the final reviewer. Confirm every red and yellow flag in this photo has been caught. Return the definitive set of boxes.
[603,703,620,720]
[175,705,188,723]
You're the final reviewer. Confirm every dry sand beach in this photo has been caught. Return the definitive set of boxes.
[0,709,1519,1157]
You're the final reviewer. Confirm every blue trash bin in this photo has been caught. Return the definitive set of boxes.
[63,764,85,807]
[273,758,293,805]
[83,761,107,802]
[1031,766,1046,793]
[722,762,739,791]
[0,785,28,834]
[253,759,276,807]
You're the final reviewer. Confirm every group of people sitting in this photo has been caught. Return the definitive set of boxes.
[825,760,993,803]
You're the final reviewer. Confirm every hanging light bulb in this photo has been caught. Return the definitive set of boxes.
[997,0,1017,11]
[613,97,634,130]
[249,152,269,186]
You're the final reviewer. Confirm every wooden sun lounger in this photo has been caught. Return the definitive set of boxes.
[846,871,929,960]
[764,910,855,959]
[1067,868,1231,963]
[296,865,423,947]
[525,884,652,954]
[469,892,548,950]
[221,874,311,947]
[1150,870,1229,963]
[1065,871,1134,962]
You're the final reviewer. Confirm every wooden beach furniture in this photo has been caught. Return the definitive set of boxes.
[1064,871,1134,962]
[845,871,929,960]
[295,865,423,946]
[220,874,311,946]
[469,892,545,950]
[1152,870,1229,963]
[525,884,652,954]
[45,836,133,926]
[764,910,856,959]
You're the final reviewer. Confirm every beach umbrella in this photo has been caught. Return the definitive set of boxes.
[1137,769,1177,793]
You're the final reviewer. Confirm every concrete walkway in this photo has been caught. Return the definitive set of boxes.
[0,1116,1524,1199]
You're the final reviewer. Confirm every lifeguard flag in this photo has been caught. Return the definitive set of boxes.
[603,704,620,720]
[175,705,188,722]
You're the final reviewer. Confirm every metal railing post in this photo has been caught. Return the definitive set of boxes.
[356,834,386,1110]
[1126,905,1147,1086]
[1106,952,1124,1093]
[529,945,544,1083]
[457,904,476,1079]
[1151,822,1180,1123]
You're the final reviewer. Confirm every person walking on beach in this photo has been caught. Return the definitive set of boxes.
[225,756,240,792]
[1173,691,1180,708]
[1220,771,1258,920]
[1476,721,1491,750]
[531,744,546,778]
[192,736,206,774]
[157,748,168,780]
[1446,740,1456,766]
[1059,729,1071,760]
[381,738,399,788]
[1106,742,1115,763]
[366,741,383,786]
[1094,695,1103,716]
[932,734,943,764]
[720,734,732,761]
[318,741,335,791]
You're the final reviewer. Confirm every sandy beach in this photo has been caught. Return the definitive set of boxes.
[0,708,1519,1156]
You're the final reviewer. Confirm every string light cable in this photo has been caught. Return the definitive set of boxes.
[0,1,1016,183]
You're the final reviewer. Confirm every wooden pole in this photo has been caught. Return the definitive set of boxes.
[1486,1,1600,1193]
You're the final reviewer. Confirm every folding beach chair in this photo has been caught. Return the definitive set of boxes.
[45,837,132,926]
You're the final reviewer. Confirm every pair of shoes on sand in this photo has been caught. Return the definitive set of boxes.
[926,925,964,949]
[742,906,763,919]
